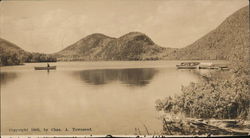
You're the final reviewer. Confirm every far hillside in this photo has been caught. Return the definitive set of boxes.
[166,6,249,61]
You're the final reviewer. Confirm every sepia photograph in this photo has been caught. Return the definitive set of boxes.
[0,0,249,137]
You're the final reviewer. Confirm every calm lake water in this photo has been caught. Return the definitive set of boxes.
[0,61,226,135]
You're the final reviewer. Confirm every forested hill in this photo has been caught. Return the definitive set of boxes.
[166,6,249,60]
[0,38,27,55]
[0,38,56,66]
[55,32,176,61]
[0,38,28,65]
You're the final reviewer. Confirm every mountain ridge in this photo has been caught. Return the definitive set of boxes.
[55,31,172,61]
[57,6,249,61]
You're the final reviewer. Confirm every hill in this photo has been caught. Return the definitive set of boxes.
[167,6,249,60]
[56,6,249,61]
[55,32,175,61]
[0,38,29,65]
[0,38,27,56]
[0,38,57,66]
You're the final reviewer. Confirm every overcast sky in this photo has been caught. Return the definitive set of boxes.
[0,0,248,53]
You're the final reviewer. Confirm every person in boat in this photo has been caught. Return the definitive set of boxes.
[47,63,50,68]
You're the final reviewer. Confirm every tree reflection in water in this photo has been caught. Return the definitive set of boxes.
[0,72,18,85]
[74,68,158,87]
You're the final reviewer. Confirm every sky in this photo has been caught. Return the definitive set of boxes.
[0,0,249,53]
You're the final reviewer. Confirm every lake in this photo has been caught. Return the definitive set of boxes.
[0,60,226,135]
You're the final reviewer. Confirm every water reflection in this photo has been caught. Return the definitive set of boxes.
[1,61,228,135]
[74,68,158,86]
[0,72,18,85]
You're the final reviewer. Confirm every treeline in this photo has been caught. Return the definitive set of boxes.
[0,52,57,66]
[0,52,24,66]
[25,53,57,63]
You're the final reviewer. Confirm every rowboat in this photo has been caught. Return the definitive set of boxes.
[198,63,229,70]
[176,62,200,69]
[198,62,213,69]
[34,66,56,70]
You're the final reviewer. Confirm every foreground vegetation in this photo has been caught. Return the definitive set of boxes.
[156,46,249,135]
[156,67,249,119]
